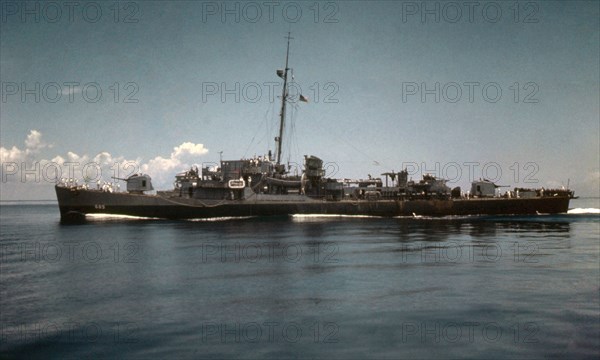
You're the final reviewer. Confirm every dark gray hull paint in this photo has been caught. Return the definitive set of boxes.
[55,186,571,222]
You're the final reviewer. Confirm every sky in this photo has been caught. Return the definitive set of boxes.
[1,0,598,200]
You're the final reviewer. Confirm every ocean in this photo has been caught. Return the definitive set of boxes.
[1,198,598,359]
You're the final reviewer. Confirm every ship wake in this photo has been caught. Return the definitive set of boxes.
[567,208,600,215]
[86,213,162,221]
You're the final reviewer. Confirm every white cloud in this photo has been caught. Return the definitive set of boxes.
[66,151,86,163]
[0,129,47,163]
[174,142,209,157]
[1,130,209,200]
[51,155,65,164]
[24,129,44,152]
[141,142,209,185]
[0,145,24,163]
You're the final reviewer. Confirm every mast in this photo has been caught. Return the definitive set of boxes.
[275,32,292,165]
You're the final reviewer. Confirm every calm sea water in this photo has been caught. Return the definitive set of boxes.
[1,198,598,359]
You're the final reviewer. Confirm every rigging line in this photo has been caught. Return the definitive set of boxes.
[267,100,275,153]
[242,132,258,159]
[244,98,279,158]
[242,118,263,158]
[293,104,301,161]
[287,102,301,168]
[286,70,295,164]
[291,103,301,165]
[263,100,274,154]
[315,120,390,169]
[287,103,294,163]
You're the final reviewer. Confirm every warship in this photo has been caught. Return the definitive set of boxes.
[55,35,575,222]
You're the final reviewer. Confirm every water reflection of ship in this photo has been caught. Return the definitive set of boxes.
[390,219,571,243]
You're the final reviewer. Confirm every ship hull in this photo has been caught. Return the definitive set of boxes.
[55,186,571,222]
